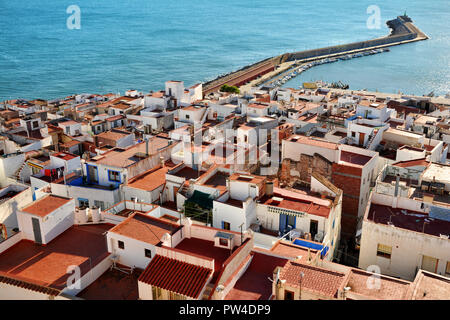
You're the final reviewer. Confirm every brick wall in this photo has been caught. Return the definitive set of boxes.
[331,163,362,238]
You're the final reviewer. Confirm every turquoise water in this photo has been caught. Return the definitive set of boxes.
[0,0,449,100]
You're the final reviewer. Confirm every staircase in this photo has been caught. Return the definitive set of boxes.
[202,283,215,300]
[365,129,378,150]
[12,161,27,182]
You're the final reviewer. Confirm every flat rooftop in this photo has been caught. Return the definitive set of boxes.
[422,163,450,186]
[77,266,142,300]
[367,203,450,237]
[287,135,338,150]
[169,166,205,180]
[201,172,228,192]
[339,150,372,166]
[270,241,319,262]
[229,173,266,185]
[409,271,450,300]
[261,187,331,218]
[127,161,177,191]
[51,152,78,161]
[87,137,171,168]
[21,194,72,217]
[0,224,113,290]
[225,252,288,300]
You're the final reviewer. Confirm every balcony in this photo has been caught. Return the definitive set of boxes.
[65,173,119,191]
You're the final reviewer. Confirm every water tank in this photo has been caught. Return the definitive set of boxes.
[266,181,274,196]
[91,206,101,223]
[75,207,88,224]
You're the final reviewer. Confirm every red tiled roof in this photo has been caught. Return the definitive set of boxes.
[346,269,411,299]
[21,195,72,217]
[106,115,125,122]
[279,261,347,298]
[248,103,269,109]
[392,158,430,168]
[138,255,212,299]
[108,213,180,245]
[52,152,78,161]
[0,274,61,296]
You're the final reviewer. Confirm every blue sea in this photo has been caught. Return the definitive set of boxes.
[0,0,449,101]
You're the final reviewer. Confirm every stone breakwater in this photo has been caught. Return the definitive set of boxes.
[202,15,428,96]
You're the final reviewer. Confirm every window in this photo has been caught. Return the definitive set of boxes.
[32,121,39,129]
[222,221,230,230]
[108,170,120,182]
[118,240,125,249]
[446,262,450,276]
[78,198,89,208]
[284,290,294,300]
[94,200,105,210]
[152,286,162,300]
[422,255,438,273]
[186,114,190,119]
[145,248,152,258]
[219,238,228,247]
[376,244,392,259]
[170,292,186,300]
[287,215,296,228]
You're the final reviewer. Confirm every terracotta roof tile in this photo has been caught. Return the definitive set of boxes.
[138,254,212,298]
[279,260,347,298]
[109,213,180,245]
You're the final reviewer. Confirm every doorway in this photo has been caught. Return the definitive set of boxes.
[310,220,318,240]
[32,217,42,244]
[87,165,98,183]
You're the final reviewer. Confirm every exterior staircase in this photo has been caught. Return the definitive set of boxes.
[12,161,27,182]
[365,129,378,150]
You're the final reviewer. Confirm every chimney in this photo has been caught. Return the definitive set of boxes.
[394,174,400,197]
[266,181,274,197]
[160,156,165,168]
[145,138,149,156]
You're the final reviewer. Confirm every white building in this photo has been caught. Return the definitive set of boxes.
[359,168,450,280]
[106,210,182,269]
[17,194,75,245]
[58,120,82,136]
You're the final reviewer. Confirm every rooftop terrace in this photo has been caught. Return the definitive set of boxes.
[0,224,113,290]
[367,203,450,237]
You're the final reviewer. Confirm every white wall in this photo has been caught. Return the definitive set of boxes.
[0,186,33,235]
[359,218,450,281]
[107,232,159,269]
[17,198,75,245]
